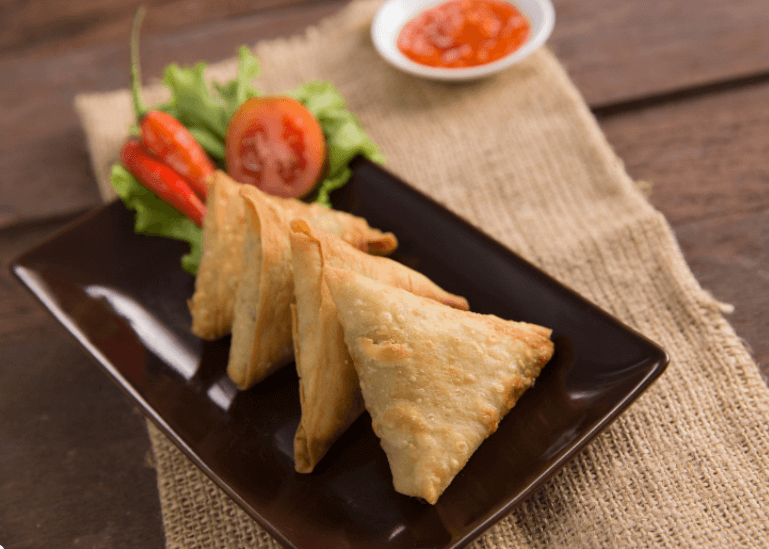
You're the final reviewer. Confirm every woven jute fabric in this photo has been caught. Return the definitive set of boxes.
[75,1,769,546]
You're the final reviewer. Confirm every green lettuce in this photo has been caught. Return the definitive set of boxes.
[289,81,385,206]
[111,46,383,275]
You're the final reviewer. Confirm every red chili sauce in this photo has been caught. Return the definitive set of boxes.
[397,0,530,69]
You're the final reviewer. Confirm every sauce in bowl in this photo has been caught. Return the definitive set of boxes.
[396,0,531,69]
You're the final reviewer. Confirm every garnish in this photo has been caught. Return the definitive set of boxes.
[111,8,384,275]
[120,138,206,227]
[225,96,327,199]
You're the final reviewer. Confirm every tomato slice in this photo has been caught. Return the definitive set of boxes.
[225,96,327,199]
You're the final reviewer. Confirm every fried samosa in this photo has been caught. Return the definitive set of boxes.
[290,220,469,473]
[324,266,554,504]
[226,186,397,390]
[188,171,246,340]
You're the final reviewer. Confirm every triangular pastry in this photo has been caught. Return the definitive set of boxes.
[324,266,554,504]
[188,171,246,340]
[290,220,469,473]
[226,185,398,390]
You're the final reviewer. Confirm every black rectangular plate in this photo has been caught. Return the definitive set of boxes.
[12,157,668,549]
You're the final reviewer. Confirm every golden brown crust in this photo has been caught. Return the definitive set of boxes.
[225,182,399,390]
[323,266,554,504]
[188,171,246,340]
[292,204,398,256]
[291,220,469,473]
[227,189,296,389]
[291,226,363,473]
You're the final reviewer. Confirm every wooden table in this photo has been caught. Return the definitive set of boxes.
[2,1,767,547]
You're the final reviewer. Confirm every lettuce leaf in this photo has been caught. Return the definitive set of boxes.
[213,46,263,118]
[111,47,383,275]
[289,81,385,206]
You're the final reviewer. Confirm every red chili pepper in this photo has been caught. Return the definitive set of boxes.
[120,138,206,227]
[140,110,214,200]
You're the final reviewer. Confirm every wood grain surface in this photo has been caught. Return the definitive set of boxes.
[550,0,769,108]
[1,1,768,547]
[1,0,335,59]
[4,0,769,107]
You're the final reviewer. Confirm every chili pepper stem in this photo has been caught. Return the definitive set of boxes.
[130,6,148,121]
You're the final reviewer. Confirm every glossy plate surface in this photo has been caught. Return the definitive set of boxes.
[371,0,555,81]
[12,158,668,549]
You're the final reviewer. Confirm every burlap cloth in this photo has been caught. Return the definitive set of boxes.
[74,1,769,546]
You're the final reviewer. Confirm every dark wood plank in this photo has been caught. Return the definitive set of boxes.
[4,0,769,108]
[0,0,347,229]
[598,81,769,381]
[0,217,165,549]
[674,210,769,382]
[599,81,769,226]
[550,0,769,107]
[0,0,342,60]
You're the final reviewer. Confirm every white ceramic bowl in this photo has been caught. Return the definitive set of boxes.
[371,0,555,81]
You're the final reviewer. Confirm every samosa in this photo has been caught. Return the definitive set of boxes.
[289,220,469,473]
[188,171,247,340]
[227,185,397,390]
[324,266,554,504]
